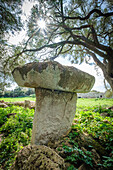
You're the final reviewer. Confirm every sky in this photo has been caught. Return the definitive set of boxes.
[9,0,106,92]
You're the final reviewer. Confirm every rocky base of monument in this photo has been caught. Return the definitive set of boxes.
[9,128,109,170]
[10,145,65,170]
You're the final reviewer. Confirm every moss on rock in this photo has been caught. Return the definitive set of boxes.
[10,145,65,170]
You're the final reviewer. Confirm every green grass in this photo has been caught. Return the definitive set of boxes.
[0,97,113,169]
[77,98,113,112]
[0,97,36,102]
[1,97,113,107]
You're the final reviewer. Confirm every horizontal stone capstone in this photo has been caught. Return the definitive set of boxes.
[12,61,95,93]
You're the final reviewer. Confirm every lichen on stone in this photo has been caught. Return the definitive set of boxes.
[10,145,65,170]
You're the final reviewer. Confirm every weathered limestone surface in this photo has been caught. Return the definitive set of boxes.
[10,145,65,170]
[31,88,77,145]
[12,61,95,93]
[12,61,95,145]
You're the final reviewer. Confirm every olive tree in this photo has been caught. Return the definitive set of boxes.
[3,0,113,91]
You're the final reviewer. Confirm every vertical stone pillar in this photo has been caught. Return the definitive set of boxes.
[12,61,95,145]
[31,88,77,145]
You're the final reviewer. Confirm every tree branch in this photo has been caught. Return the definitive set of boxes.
[91,25,99,44]
[23,28,40,50]
[49,45,64,61]
[60,24,109,59]
[81,41,107,59]
[61,45,73,54]
[70,24,99,44]
[72,33,110,54]
[56,9,113,20]
[22,40,77,54]
[86,49,105,70]
[71,24,92,30]
[61,0,65,23]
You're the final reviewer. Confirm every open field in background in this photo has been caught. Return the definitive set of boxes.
[0,97,113,110]
[0,97,36,102]
[76,98,113,111]
[0,97,113,169]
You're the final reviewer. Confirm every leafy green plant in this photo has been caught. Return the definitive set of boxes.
[0,135,23,169]
[67,165,77,170]
[0,108,9,126]
[98,155,113,168]
[72,104,113,169]
[75,107,113,148]
[62,145,93,167]
[102,156,113,168]
[0,106,34,169]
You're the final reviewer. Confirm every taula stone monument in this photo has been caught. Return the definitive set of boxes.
[12,61,95,145]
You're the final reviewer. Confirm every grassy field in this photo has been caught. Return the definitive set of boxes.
[76,98,113,111]
[0,97,113,169]
[1,96,113,105]
[0,97,36,102]
[0,97,113,110]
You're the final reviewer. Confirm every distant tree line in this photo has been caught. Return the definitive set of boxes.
[0,87,35,97]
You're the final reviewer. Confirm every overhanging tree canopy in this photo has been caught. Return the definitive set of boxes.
[0,0,23,38]
[0,0,24,91]
[2,0,113,91]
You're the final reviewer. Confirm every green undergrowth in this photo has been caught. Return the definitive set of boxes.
[71,106,113,169]
[0,98,113,169]
[56,104,113,169]
[61,132,94,169]
[0,106,34,169]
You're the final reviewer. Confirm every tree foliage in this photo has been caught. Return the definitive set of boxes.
[0,0,24,90]
[1,0,113,91]
[0,0,23,39]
